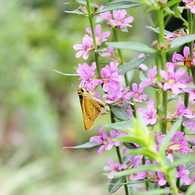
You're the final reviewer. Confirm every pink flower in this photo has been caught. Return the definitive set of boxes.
[183,0,195,14]
[99,45,116,57]
[111,9,134,29]
[86,24,110,46]
[100,62,124,92]
[160,65,186,95]
[100,11,112,21]
[136,53,148,70]
[129,83,148,103]
[177,165,190,185]
[90,126,121,154]
[126,155,147,180]
[157,172,167,186]
[140,65,157,88]
[137,99,157,125]
[73,34,93,60]
[167,131,193,162]
[77,62,101,91]
[104,159,127,179]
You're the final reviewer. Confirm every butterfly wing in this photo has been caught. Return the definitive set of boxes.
[82,96,101,130]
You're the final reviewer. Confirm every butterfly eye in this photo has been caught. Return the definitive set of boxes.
[81,88,85,92]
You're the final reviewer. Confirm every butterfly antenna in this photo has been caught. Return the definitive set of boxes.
[69,82,77,89]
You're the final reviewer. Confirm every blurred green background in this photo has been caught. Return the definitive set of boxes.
[0,1,154,194]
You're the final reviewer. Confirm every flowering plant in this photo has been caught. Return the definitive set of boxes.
[62,0,195,194]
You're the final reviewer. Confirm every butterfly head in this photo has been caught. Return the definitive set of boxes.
[77,87,86,95]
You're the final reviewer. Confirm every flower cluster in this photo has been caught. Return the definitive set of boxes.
[70,2,195,194]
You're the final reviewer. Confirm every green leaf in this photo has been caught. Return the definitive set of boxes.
[106,42,156,53]
[136,0,153,5]
[159,117,182,157]
[106,120,133,130]
[63,141,101,149]
[163,0,181,8]
[118,55,148,74]
[116,135,143,145]
[108,177,126,194]
[186,84,195,89]
[186,131,195,135]
[112,165,161,177]
[64,0,77,4]
[139,70,149,81]
[183,117,195,122]
[146,26,172,35]
[96,0,143,14]
[168,155,195,169]
[188,140,195,146]
[123,142,137,149]
[188,166,195,174]
[65,9,85,15]
[110,105,130,121]
[185,178,195,195]
[133,189,175,195]
[170,34,195,49]
[53,69,79,76]
[128,147,157,159]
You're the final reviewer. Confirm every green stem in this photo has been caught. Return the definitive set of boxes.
[86,0,101,79]
[158,8,167,134]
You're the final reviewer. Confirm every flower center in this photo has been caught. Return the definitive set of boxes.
[190,1,195,6]
[168,79,175,84]
[134,93,139,98]
[104,78,108,82]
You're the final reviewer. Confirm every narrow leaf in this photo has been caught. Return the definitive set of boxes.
[97,0,143,14]
[168,155,195,169]
[118,55,148,74]
[159,117,182,156]
[163,0,181,8]
[128,147,157,159]
[134,189,175,195]
[53,69,79,76]
[186,131,195,135]
[65,10,85,15]
[64,0,76,4]
[185,178,195,195]
[106,42,156,53]
[170,34,195,49]
[188,140,195,146]
[146,26,172,35]
[106,120,133,130]
[112,165,160,177]
[108,177,126,194]
[111,105,130,121]
[63,141,100,149]
[186,84,195,89]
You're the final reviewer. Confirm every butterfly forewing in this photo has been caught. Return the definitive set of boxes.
[77,87,104,131]
[83,96,101,130]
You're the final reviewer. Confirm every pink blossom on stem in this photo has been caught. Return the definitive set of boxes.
[111,9,134,29]
[167,131,193,162]
[183,0,195,14]
[177,165,190,185]
[86,24,110,46]
[77,62,101,91]
[137,99,157,125]
[104,159,127,179]
[99,45,116,57]
[136,53,148,70]
[160,65,186,95]
[100,62,124,92]
[73,34,93,60]
[140,65,157,88]
[126,155,147,180]
[129,83,148,103]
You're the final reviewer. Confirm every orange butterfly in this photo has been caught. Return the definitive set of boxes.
[77,87,105,130]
